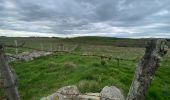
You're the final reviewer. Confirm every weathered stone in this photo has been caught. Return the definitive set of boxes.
[100,86,125,100]
[41,86,126,100]
[78,93,100,100]
[40,93,59,100]
[6,51,52,62]
[85,93,100,97]
[41,85,80,100]
[78,95,100,100]
[0,44,20,100]
[57,85,79,95]
[56,85,79,100]
[126,39,168,100]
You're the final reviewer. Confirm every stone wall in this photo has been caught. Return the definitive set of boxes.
[6,51,52,62]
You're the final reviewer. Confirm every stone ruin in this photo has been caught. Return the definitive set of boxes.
[40,85,125,100]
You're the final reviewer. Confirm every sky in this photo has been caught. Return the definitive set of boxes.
[0,0,170,38]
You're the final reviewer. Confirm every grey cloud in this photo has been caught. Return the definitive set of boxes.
[0,0,170,38]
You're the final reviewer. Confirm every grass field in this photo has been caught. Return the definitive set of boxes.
[0,37,170,100]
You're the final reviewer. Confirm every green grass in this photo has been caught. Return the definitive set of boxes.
[9,50,170,100]
[10,54,136,99]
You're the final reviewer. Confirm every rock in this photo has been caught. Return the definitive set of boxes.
[57,85,79,95]
[56,85,80,99]
[40,85,125,100]
[40,93,59,100]
[6,51,52,62]
[40,85,80,100]
[78,93,100,100]
[126,39,168,100]
[100,86,125,100]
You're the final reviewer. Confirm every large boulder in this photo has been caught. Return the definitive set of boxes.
[100,86,125,100]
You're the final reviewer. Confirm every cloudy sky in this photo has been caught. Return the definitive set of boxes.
[0,0,170,38]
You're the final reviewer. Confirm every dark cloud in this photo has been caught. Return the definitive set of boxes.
[0,0,170,38]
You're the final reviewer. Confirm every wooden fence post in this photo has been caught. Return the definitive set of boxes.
[0,44,20,100]
[126,39,168,100]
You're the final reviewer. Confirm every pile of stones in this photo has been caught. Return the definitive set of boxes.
[41,85,125,100]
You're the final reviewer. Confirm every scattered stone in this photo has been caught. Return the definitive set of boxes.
[57,85,80,95]
[40,85,125,100]
[6,51,52,62]
[100,86,125,100]
[78,93,100,100]
[40,85,80,100]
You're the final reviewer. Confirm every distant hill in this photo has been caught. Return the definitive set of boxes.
[0,36,169,48]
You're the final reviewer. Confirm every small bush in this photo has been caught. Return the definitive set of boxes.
[101,59,106,65]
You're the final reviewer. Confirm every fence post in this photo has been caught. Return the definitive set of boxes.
[126,39,168,100]
[0,44,20,100]
[14,40,18,54]
[116,58,120,67]
[40,43,44,51]
[50,44,53,52]
[63,44,65,51]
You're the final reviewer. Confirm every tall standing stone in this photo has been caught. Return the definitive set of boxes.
[126,39,168,100]
[0,44,20,100]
